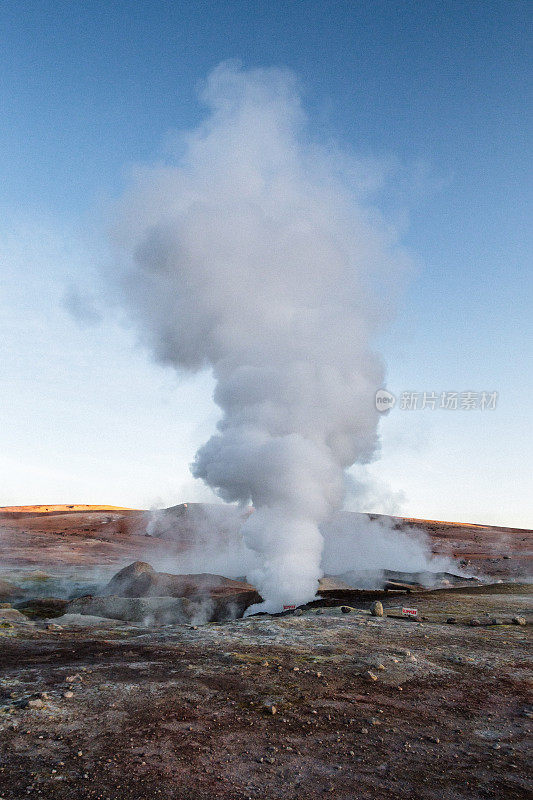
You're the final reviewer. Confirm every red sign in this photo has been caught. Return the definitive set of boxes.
[283,604,296,610]
[402,607,418,617]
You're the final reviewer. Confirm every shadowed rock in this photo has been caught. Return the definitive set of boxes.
[98,562,262,620]
[15,597,69,619]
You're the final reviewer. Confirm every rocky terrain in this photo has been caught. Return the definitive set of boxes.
[1,504,530,580]
[0,505,531,799]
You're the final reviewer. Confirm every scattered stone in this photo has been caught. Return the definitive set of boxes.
[446,617,457,624]
[27,699,43,709]
[512,616,526,626]
[370,601,384,617]
[63,691,74,699]
[469,618,482,627]
[364,670,378,682]
[341,606,353,614]
[293,608,303,616]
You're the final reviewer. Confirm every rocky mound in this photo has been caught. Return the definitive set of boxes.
[65,562,264,623]
[103,561,261,603]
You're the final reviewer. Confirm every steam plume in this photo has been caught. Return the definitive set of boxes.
[111,62,407,612]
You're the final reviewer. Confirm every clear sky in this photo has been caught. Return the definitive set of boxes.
[1,1,531,526]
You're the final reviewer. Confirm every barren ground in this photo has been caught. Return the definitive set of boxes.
[0,507,531,799]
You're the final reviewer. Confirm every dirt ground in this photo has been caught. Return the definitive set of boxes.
[0,507,531,799]
[0,584,531,800]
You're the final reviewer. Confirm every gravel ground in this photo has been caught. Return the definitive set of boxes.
[0,583,531,800]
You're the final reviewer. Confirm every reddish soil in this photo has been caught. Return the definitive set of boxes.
[1,505,531,579]
[0,505,531,799]
[0,595,531,800]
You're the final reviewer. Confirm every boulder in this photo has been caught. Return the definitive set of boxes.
[102,561,156,597]
[370,601,384,617]
[100,562,261,618]
[15,597,69,619]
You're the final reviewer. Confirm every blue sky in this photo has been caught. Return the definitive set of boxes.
[1,1,531,525]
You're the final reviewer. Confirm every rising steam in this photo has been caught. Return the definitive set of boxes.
[110,62,408,612]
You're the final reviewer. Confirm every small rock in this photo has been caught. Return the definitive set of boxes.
[512,616,526,626]
[376,664,385,671]
[63,691,74,699]
[266,705,277,715]
[315,608,324,615]
[469,618,481,627]
[27,699,43,709]
[341,606,353,614]
[293,608,303,616]
[370,601,384,617]
[446,617,457,624]
[364,670,378,682]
